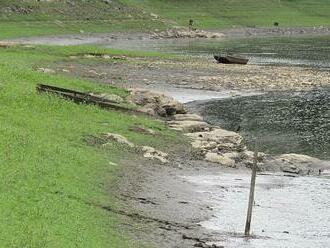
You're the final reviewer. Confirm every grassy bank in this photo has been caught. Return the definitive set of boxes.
[0,0,165,39]
[1,0,330,39]
[0,44,181,247]
[122,0,330,29]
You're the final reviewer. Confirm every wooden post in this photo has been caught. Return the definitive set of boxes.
[244,150,258,236]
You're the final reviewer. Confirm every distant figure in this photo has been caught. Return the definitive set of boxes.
[189,19,194,30]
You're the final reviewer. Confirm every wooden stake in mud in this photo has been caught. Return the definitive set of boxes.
[244,150,258,236]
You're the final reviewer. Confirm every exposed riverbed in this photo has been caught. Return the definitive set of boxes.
[14,32,330,247]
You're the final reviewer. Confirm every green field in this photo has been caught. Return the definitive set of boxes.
[0,0,165,39]
[0,44,182,247]
[122,0,330,29]
[0,0,329,39]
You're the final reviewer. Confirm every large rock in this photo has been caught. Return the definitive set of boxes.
[128,89,186,117]
[173,114,203,122]
[186,128,243,151]
[191,140,218,150]
[205,152,236,167]
[168,120,210,133]
[150,29,224,39]
[267,153,330,175]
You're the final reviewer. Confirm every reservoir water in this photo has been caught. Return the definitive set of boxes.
[188,88,330,160]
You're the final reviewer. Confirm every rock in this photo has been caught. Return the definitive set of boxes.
[103,133,135,147]
[186,128,243,151]
[150,28,224,39]
[142,146,168,163]
[222,152,240,161]
[36,67,56,73]
[0,41,17,48]
[90,93,124,103]
[173,114,203,122]
[128,89,187,117]
[276,153,316,164]
[205,152,236,167]
[150,13,159,19]
[191,140,217,150]
[268,153,330,175]
[168,120,210,133]
[280,164,301,174]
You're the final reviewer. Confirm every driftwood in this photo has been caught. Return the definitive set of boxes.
[36,84,136,113]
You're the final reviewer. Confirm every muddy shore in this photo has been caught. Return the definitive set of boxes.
[11,26,330,45]
[15,30,330,247]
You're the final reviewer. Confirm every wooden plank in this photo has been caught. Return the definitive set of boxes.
[36,84,138,113]
[244,150,258,236]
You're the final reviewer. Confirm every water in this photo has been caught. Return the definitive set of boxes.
[16,34,330,69]
[188,88,330,160]
[100,35,330,69]
[184,171,330,248]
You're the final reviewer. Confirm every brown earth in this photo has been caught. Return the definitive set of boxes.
[53,55,330,92]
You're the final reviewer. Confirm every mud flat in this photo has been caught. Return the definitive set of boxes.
[21,32,330,247]
[185,170,330,248]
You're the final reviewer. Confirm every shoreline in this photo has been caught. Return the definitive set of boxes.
[16,30,330,247]
[9,26,330,46]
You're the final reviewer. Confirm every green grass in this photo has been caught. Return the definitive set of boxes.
[0,0,329,39]
[0,0,166,39]
[0,44,182,247]
[122,0,330,29]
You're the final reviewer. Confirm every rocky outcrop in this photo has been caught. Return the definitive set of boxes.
[173,114,203,122]
[186,128,244,153]
[150,29,224,39]
[128,89,187,117]
[167,113,330,174]
[168,120,210,133]
[167,113,250,168]
[205,152,236,167]
[265,153,330,175]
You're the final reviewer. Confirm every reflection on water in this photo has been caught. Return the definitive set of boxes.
[188,88,330,159]
[184,172,330,248]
